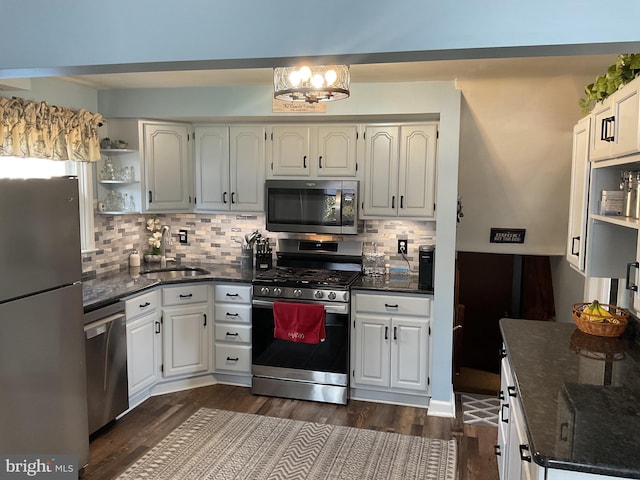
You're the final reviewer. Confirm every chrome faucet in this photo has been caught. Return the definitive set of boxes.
[160,225,173,268]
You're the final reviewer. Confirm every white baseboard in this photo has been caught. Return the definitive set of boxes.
[427,398,456,418]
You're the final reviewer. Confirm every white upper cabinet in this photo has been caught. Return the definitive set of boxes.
[230,126,266,211]
[612,81,640,158]
[268,124,358,178]
[590,75,640,162]
[566,116,591,272]
[195,126,228,211]
[362,123,437,218]
[269,126,310,176]
[315,125,358,177]
[362,126,399,216]
[141,121,192,212]
[195,125,266,212]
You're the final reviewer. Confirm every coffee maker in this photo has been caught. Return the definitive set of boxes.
[418,245,435,291]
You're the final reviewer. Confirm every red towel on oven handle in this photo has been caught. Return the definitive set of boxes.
[273,301,326,344]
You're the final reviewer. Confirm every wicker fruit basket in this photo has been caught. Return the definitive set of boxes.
[571,302,629,337]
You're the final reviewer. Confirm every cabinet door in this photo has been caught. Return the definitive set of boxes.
[398,124,437,218]
[566,117,591,272]
[195,126,229,211]
[390,317,429,391]
[230,126,266,211]
[589,98,614,161]
[315,125,357,177]
[142,122,192,211]
[126,311,161,397]
[270,126,310,176]
[362,126,399,216]
[353,314,390,388]
[612,80,640,158]
[162,305,209,377]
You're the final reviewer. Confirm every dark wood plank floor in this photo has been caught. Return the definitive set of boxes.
[82,384,498,480]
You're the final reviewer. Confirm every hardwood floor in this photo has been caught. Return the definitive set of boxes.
[82,384,498,480]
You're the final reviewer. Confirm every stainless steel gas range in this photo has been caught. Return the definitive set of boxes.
[251,239,362,405]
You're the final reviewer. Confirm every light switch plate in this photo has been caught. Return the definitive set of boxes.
[178,229,188,244]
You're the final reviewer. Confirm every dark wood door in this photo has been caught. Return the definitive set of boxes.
[456,252,514,374]
[455,252,556,375]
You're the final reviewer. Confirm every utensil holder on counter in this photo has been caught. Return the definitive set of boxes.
[240,246,253,270]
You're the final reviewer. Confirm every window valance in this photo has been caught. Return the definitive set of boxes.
[0,96,103,162]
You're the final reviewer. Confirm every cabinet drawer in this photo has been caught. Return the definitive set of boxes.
[215,344,251,373]
[214,304,251,324]
[162,284,208,306]
[354,293,431,317]
[125,289,159,320]
[214,324,251,343]
[214,284,251,304]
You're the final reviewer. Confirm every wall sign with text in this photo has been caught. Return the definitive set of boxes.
[489,228,526,244]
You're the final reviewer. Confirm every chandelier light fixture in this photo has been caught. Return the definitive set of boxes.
[273,65,350,103]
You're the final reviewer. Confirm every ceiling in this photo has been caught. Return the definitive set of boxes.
[60,54,619,90]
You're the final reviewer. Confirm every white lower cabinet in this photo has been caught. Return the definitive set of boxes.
[160,284,211,378]
[125,289,161,401]
[497,355,544,480]
[351,291,431,404]
[213,284,252,383]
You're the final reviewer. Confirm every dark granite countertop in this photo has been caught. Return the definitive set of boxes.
[82,262,253,312]
[500,318,640,478]
[351,273,433,295]
[83,266,431,313]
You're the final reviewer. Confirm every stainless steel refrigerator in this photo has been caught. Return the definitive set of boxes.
[0,177,89,470]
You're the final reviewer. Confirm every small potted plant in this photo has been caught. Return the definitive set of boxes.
[144,217,163,262]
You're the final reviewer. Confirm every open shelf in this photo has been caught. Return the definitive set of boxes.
[591,214,640,230]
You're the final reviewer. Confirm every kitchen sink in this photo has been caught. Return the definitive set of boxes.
[139,267,210,280]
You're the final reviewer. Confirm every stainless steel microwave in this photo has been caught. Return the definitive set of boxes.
[265,179,358,234]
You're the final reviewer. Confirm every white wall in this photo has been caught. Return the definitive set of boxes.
[456,74,592,255]
[0,77,98,112]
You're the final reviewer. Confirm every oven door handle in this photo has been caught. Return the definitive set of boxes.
[252,299,348,315]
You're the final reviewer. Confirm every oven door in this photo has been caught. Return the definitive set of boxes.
[251,299,349,401]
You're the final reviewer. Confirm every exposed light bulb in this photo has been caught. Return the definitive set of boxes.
[311,74,325,88]
[325,69,337,86]
[299,66,312,82]
[289,70,301,87]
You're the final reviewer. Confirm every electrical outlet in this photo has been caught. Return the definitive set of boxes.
[178,229,188,244]
[397,239,407,254]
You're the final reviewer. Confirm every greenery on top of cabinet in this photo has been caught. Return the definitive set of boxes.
[580,53,640,114]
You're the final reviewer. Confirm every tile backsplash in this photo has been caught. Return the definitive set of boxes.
[82,212,436,278]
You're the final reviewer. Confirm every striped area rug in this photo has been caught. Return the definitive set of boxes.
[116,408,457,480]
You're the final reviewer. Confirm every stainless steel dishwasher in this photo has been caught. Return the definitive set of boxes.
[84,301,129,435]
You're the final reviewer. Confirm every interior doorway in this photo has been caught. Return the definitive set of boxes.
[453,251,555,394]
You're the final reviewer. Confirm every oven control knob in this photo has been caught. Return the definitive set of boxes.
[273,287,282,296]
[293,289,303,298]
[314,290,324,299]
[260,287,270,296]
[327,291,337,300]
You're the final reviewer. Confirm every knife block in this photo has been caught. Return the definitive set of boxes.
[255,252,273,271]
